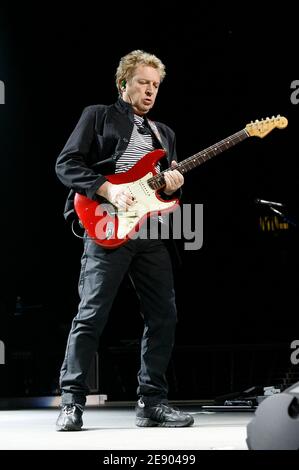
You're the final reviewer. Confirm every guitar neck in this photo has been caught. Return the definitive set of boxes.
[149,128,249,190]
[178,128,249,174]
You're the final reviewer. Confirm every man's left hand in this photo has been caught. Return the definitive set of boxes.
[164,160,184,195]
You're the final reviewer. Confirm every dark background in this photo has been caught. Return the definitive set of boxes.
[1,4,299,401]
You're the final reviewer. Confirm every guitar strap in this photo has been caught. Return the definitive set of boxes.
[147,119,166,151]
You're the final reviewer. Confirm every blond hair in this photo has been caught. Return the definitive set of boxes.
[115,50,166,92]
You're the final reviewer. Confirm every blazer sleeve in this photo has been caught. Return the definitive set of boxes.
[55,106,107,200]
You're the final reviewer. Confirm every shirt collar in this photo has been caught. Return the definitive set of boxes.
[115,97,134,116]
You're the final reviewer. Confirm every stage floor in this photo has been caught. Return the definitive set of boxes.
[0,405,252,450]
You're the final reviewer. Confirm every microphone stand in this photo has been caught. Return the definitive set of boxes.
[268,206,298,228]
[255,198,299,228]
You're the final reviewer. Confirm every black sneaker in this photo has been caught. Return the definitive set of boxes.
[135,399,194,427]
[56,404,84,431]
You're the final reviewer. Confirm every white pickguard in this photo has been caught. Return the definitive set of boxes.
[114,173,177,239]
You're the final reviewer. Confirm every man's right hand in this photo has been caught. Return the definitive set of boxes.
[96,181,135,211]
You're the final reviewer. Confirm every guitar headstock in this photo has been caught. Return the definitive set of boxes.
[246,115,288,138]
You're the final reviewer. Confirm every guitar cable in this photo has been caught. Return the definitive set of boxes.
[71,219,86,240]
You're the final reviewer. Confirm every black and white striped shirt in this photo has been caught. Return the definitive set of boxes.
[115,114,165,226]
[116,114,159,173]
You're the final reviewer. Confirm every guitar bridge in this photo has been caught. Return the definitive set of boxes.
[118,210,138,217]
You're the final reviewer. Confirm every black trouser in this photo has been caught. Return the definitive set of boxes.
[59,234,177,406]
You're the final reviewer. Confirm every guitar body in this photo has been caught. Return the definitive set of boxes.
[74,149,180,249]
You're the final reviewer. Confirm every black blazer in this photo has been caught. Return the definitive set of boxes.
[56,98,178,221]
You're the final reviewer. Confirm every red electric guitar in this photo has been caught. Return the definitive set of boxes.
[74,115,288,248]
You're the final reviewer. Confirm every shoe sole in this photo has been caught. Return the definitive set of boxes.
[136,417,194,427]
[56,424,83,431]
